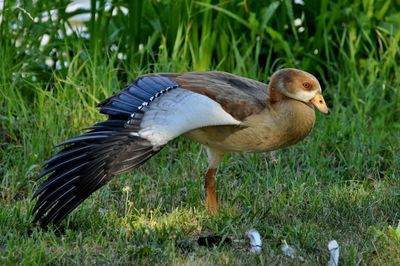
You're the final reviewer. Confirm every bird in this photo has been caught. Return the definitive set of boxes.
[32,68,329,227]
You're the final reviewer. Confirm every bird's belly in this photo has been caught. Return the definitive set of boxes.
[184,125,294,153]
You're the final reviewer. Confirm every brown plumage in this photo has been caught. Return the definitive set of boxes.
[32,68,329,226]
[164,72,267,120]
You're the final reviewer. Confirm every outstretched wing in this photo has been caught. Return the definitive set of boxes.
[32,75,241,227]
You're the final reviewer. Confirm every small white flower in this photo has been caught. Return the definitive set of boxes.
[55,60,62,70]
[110,44,118,52]
[15,39,22,48]
[119,7,128,15]
[123,186,132,193]
[117,52,127,60]
[294,18,302,27]
[40,34,50,47]
[138,43,145,53]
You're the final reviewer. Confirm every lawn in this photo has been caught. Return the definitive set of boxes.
[1,0,399,265]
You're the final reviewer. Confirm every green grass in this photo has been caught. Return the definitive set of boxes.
[1,0,400,265]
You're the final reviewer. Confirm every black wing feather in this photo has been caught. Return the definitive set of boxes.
[98,75,178,115]
[33,75,179,227]
[127,85,152,100]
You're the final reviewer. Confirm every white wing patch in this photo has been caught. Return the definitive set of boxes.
[137,88,241,146]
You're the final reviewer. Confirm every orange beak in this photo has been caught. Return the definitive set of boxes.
[309,92,330,114]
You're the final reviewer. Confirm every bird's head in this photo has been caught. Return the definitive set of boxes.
[269,68,330,114]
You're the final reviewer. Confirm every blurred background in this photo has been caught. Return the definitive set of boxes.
[0,1,399,264]
[1,0,399,85]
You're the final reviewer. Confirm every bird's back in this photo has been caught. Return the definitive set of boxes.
[161,71,268,120]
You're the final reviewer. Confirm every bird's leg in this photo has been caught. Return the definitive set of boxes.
[205,167,218,213]
[204,147,225,214]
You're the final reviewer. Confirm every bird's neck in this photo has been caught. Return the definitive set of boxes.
[273,99,316,146]
[268,86,286,104]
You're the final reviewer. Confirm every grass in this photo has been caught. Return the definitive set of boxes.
[1,0,400,265]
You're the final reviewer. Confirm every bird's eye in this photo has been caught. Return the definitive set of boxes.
[303,82,311,89]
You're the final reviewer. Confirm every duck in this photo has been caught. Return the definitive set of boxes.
[32,68,329,227]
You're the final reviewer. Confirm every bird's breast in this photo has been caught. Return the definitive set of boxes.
[184,100,316,153]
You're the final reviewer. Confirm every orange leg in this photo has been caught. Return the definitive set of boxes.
[204,168,218,213]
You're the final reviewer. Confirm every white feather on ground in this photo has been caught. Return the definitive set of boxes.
[246,229,262,253]
[328,240,339,266]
